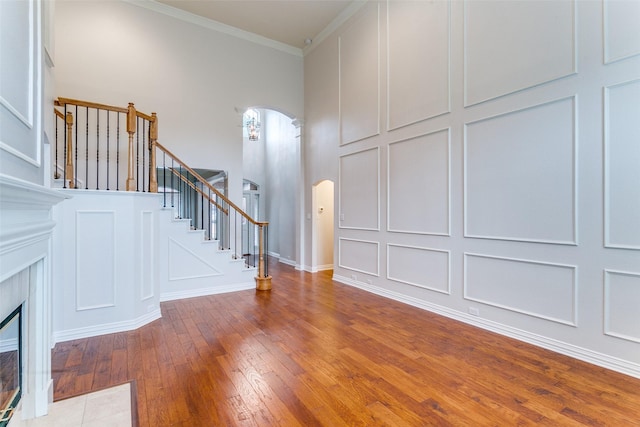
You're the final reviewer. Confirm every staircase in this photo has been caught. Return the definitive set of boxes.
[158,207,257,301]
[51,97,271,342]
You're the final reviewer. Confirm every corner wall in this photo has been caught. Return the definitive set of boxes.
[303,0,640,376]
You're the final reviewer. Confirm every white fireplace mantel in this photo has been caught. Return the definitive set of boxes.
[0,174,68,421]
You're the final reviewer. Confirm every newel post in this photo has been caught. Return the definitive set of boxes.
[149,112,158,193]
[255,222,272,291]
[65,112,74,189]
[126,102,136,191]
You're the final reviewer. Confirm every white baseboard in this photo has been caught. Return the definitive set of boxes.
[300,264,333,273]
[160,281,255,302]
[278,257,296,267]
[332,274,640,379]
[53,309,162,344]
[0,337,18,352]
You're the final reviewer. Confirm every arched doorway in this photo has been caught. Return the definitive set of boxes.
[311,180,334,272]
[242,108,301,266]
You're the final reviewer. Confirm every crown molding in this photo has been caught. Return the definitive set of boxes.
[124,0,303,57]
[302,0,368,56]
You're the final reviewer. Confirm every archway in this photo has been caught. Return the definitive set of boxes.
[242,108,302,267]
[311,180,334,272]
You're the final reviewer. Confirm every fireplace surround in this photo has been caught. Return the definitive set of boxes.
[0,175,67,424]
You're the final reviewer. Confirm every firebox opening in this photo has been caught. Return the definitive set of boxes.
[0,305,22,427]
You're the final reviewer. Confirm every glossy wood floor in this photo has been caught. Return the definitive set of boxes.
[52,259,640,426]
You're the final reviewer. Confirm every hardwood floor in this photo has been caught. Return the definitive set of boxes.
[52,259,640,426]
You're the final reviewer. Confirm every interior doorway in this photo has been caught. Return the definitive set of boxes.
[311,180,334,272]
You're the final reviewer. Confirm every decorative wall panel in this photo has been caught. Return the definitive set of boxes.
[465,97,576,244]
[338,238,379,276]
[339,3,379,144]
[464,0,575,105]
[168,238,222,281]
[387,244,449,294]
[339,147,379,230]
[0,0,40,166]
[604,0,640,63]
[76,211,115,310]
[605,270,640,343]
[464,254,576,325]
[388,129,449,235]
[605,79,640,249]
[387,0,449,129]
[141,211,154,300]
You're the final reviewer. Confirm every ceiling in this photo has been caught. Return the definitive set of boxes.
[155,0,355,50]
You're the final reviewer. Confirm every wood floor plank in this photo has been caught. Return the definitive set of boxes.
[52,259,640,426]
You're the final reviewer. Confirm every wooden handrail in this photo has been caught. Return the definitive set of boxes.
[167,167,229,215]
[136,111,154,121]
[54,108,64,119]
[55,97,128,113]
[155,141,265,227]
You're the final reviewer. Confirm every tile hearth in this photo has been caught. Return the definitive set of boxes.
[8,383,133,427]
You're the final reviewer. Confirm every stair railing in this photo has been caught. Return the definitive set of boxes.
[155,142,271,287]
[53,97,271,289]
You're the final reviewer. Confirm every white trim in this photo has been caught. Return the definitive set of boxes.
[332,274,640,379]
[602,0,640,65]
[603,79,640,250]
[385,0,451,132]
[604,269,640,344]
[338,146,380,231]
[387,128,451,236]
[53,309,162,343]
[463,95,578,246]
[462,0,577,107]
[125,0,302,57]
[160,281,255,302]
[278,257,296,267]
[386,243,451,295]
[463,252,578,327]
[338,237,380,277]
[302,1,367,57]
[168,237,223,280]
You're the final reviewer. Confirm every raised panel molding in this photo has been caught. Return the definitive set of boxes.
[168,237,222,281]
[388,129,450,235]
[464,97,576,245]
[464,0,576,106]
[76,211,116,310]
[604,79,640,250]
[338,238,379,276]
[141,211,154,300]
[339,147,380,231]
[0,0,40,167]
[387,244,450,294]
[464,253,577,326]
[603,0,640,64]
[0,0,34,126]
[604,270,640,343]
[387,0,450,130]
[339,2,380,145]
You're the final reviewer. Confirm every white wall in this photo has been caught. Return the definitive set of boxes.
[52,191,162,341]
[303,0,640,376]
[264,110,298,263]
[54,0,303,207]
